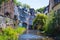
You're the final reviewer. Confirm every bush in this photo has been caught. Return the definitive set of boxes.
[43,11,60,36]
[33,13,47,30]
[0,26,26,40]
[44,12,54,33]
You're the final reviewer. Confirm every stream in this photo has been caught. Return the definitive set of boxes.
[18,30,54,40]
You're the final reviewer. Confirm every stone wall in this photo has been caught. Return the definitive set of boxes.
[0,16,14,28]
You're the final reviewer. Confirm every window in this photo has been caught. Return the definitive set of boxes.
[57,9,60,25]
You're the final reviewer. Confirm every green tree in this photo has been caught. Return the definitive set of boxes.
[43,11,57,35]
[33,13,47,30]
[36,7,45,13]
[16,2,22,6]
[22,4,30,8]
[43,11,60,36]
[13,0,17,4]
[14,0,22,6]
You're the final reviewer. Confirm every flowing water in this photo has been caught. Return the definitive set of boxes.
[19,30,54,40]
[19,18,54,40]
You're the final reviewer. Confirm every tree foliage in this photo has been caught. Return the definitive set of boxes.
[14,0,30,8]
[0,26,26,40]
[16,2,22,6]
[22,4,30,8]
[14,0,22,6]
[33,13,47,30]
[13,0,17,4]
[43,11,56,34]
[36,7,45,13]
[42,11,60,36]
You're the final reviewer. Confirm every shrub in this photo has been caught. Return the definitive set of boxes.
[0,26,26,40]
[33,13,47,30]
[43,11,56,35]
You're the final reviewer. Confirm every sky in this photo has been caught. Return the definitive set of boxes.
[17,0,49,9]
